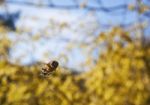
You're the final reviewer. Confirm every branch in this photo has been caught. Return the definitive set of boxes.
[6,0,127,12]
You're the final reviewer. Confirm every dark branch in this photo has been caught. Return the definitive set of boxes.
[6,0,127,12]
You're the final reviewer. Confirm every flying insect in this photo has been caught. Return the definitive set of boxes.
[40,60,59,77]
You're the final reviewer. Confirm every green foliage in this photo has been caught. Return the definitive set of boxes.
[0,27,150,105]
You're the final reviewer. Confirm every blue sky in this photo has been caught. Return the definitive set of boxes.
[1,0,149,71]
[5,0,150,27]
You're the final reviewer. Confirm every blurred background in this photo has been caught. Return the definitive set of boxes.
[0,0,150,105]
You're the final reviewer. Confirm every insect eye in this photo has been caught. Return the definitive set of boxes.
[51,60,59,68]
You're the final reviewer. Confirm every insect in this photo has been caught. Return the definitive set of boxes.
[40,60,59,77]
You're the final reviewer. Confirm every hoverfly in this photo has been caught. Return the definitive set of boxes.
[40,60,59,77]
